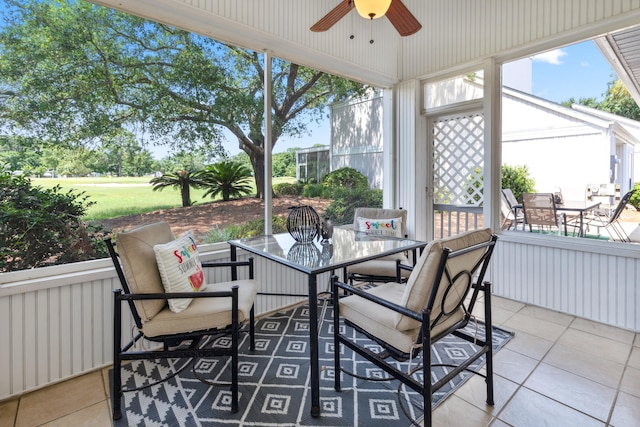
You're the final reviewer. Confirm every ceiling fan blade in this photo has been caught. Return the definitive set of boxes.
[386,0,422,36]
[310,0,353,32]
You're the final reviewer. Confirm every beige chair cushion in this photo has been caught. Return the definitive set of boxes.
[116,222,174,321]
[141,280,258,338]
[396,228,493,331]
[340,282,417,353]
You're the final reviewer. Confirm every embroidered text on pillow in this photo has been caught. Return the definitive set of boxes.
[154,231,206,312]
[356,217,403,238]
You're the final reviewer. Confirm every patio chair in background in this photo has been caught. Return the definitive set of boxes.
[522,193,562,234]
[332,228,498,427]
[106,222,258,420]
[521,192,580,236]
[346,207,411,284]
[586,189,636,242]
[501,188,525,230]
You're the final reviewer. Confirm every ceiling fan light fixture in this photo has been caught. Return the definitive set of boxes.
[354,0,392,20]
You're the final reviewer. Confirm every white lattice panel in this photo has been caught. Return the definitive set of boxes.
[433,113,484,206]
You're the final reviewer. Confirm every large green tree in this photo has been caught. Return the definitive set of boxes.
[599,78,640,120]
[565,77,640,121]
[0,0,365,197]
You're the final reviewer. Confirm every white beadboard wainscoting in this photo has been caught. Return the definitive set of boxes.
[0,242,332,401]
[3,236,639,401]
[493,233,640,332]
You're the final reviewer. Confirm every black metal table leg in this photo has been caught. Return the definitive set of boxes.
[308,273,320,417]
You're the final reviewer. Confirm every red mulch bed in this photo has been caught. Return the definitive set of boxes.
[94,196,332,242]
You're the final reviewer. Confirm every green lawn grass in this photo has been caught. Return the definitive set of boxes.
[32,176,296,221]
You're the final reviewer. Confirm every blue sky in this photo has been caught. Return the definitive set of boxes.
[531,40,615,103]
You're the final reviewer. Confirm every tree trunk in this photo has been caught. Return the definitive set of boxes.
[181,185,191,207]
[252,154,264,199]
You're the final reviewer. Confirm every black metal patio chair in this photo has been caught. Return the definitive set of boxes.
[106,221,257,420]
[332,228,498,427]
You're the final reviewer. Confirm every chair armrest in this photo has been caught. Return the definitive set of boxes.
[395,258,414,282]
[201,259,252,269]
[331,276,422,322]
[116,288,237,302]
[202,257,255,280]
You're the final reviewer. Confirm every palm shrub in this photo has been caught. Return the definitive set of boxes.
[150,170,200,207]
[0,173,107,272]
[198,161,254,201]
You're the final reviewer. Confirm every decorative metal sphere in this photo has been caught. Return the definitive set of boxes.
[287,205,320,242]
[287,242,321,268]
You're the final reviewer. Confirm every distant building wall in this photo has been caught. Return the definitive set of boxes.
[330,94,383,189]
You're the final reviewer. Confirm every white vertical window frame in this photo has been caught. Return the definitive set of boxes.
[483,57,502,233]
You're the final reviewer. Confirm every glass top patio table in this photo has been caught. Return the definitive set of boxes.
[228,227,428,275]
[228,227,427,418]
[556,200,601,237]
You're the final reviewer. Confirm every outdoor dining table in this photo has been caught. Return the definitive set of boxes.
[228,227,427,418]
[556,200,601,237]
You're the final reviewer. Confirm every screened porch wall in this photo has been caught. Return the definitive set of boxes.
[492,234,640,332]
[0,243,312,401]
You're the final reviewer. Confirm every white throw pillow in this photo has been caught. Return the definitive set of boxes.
[153,231,206,313]
[356,217,403,237]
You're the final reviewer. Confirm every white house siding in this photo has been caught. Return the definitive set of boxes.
[503,133,609,201]
[330,96,384,189]
[501,89,621,201]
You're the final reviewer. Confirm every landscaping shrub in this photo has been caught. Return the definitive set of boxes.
[322,167,369,190]
[501,164,536,202]
[0,173,108,272]
[630,182,640,210]
[323,187,383,226]
[274,182,304,196]
[302,183,330,198]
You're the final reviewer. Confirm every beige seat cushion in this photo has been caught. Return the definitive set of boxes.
[116,222,174,321]
[347,252,411,279]
[339,282,463,354]
[142,280,258,338]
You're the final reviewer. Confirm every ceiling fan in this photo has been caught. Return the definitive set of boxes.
[310,0,422,37]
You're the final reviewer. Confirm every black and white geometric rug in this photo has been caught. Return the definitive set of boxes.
[113,301,513,427]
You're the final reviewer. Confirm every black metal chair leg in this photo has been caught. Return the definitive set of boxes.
[112,289,123,420]
[332,277,342,392]
[484,281,495,406]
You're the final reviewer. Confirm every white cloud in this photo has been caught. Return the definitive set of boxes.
[531,49,567,65]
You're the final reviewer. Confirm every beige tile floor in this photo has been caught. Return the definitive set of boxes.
[1,295,638,427]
